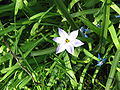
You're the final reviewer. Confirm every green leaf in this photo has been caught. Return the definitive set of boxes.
[105,50,120,90]
[64,53,78,89]
[15,0,23,15]
[0,53,12,65]
[108,22,120,50]
[19,76,31,89]
[53,0,78,30]
[30,22,39,36]
[0,3,14,14]
[22,33,50,58]
[83,49,100,61]
[71,8,100,18]
[102,0,111,39]
[79,17,101,35]
[111,2,120,15]
[31,47,56,56]
[78,61,91,89]
[0,26,20,36]
[68,0,79,11]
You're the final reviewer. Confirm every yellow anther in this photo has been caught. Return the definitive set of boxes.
[65,39,70,43]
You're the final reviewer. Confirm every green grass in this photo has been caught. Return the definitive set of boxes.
[0,0,120,90]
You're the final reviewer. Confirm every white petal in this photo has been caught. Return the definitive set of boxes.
[68,30,78,40]
[56,44,66,54]
[53,37,65,44]
[58,28,68,38]
[71,39,84,47]
[66,43,74,54]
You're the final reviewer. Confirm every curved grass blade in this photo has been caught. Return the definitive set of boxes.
[68,0,79,11]
[78,60,91,90]
[79,17,101,35]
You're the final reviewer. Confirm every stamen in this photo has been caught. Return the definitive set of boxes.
[65,39,70,43]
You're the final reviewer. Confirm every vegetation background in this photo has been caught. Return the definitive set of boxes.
[0,0,120,90]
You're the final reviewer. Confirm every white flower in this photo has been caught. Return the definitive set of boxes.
[53,28,84,54]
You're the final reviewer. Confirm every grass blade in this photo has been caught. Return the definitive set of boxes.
[102,0,111,39]
[79,17,101,35]
[108,22,120,50]
[105,50,120,90]
[64,52,78,89]
[53,0,78,29]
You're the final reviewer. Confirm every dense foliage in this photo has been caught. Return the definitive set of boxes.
[0,0,120,90]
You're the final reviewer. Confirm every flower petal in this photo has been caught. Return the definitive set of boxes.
[58,28,68,38]
[68,30,78,40]
[98,54,101,60]
[71,39,84,47]
[80,27,85,32]
[56,44,66,54]
[66,43,74,54]
[96,61,103,66]
[103,58,106,63]
[53,37,65,44]
[115,15,120,18]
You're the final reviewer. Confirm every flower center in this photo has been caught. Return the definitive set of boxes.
[65,39,70,43]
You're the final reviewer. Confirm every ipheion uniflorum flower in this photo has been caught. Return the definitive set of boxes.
[53,28,84,54]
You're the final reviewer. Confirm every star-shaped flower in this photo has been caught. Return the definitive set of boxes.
[53,28,84,54]
[96,54,106,66]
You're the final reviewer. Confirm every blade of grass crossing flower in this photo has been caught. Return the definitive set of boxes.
[78,60,91,90]
[53,0,78,30]
[64,53,78,89]
[105,50,120,90]
[102,0,111,39]
[79,17,101,35]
